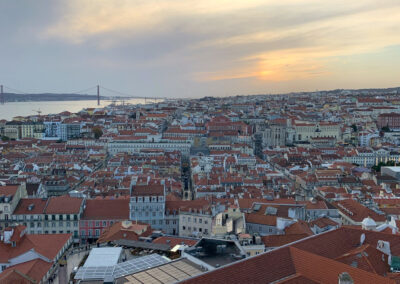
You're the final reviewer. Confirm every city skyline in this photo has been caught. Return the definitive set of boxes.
[1,0,400,98]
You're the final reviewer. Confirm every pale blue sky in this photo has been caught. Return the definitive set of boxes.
[1,0,400,98]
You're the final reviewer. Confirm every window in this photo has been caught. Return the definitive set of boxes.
[199,219,202,224]
[204,229,208,234]
[81,230,85,237]
[52,222,56,227]
[204,220,208,224]
[159,220,163,225]
[30,222,35,227]
[182,226,186,230]
[52,215,56,220]
[152,220,156,225]
[66,222,71,227]
[95,221,100,227]
[152,212,156,217]
[103,221,107,227]
[95,229,100,236]
[166,220,169,225]
[67,215,70,220]
[59,215,63,220]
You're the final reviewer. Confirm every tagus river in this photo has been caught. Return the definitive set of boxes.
[0,99,152,120]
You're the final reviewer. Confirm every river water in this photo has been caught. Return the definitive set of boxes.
[0,99,152,120]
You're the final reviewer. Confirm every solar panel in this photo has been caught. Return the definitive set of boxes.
[75,254,170,281]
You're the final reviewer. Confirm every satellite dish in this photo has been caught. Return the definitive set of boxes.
[360,233,366,245]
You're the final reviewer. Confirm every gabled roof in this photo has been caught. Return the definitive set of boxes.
[182,227,398,284]
[45,196,83,214]
[0,233,71,263]
[333,199,386,222]
[82,199,129,220]
[13,199,47,215]
[0,258,52,283]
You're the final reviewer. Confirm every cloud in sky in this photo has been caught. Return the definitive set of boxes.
[1,0,400,97]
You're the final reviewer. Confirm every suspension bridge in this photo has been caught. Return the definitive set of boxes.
[0,84,172,105]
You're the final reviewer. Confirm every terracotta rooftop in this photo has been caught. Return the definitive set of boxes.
[333,199,387,223]
[45,196,84,214]
[182,227,398,283]
[82,199,129,220]
[0,258,52,283]
[0,232,71,263]
[13,199,47,215]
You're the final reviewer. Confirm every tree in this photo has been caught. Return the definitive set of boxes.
[351,124,357,132]
[372,160,396,172]
[92,127,103,139]
[382,126,391,132]
[1,136,10,141]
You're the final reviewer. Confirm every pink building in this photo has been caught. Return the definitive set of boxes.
[79,198,129,243]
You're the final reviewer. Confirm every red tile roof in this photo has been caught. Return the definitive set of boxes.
[333,199,387,222]
[152,236,198,248]
[245,213,277,226]
[262,234,309,248]
[0,233,71,263]
[97,221,152,244]
[0,185,19,197]
[13,199,47,215]
[0,258,52,283]
[183,227,398,284]
[45,196,83,214]
[82,199,129,220]
[131,185,164,196]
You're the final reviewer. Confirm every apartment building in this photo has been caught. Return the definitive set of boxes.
[0,184,27,230]
[12,195,84,242]
[129,184,166,230]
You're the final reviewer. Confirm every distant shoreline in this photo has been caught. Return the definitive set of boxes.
[0,93,110,103]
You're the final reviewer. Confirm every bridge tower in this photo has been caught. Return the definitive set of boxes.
[0,85,4,105]
[97,85,100,106]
